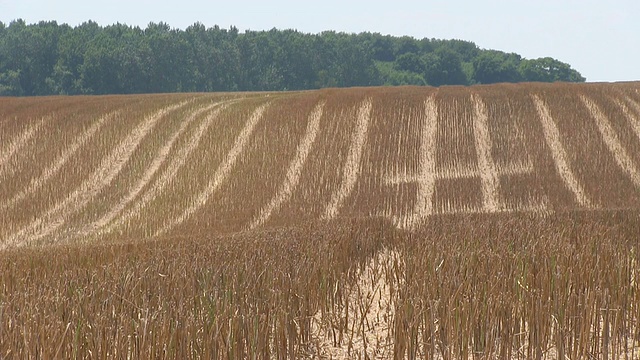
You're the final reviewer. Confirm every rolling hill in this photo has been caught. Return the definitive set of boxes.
[1,82,640,247]
[1,82,640,358]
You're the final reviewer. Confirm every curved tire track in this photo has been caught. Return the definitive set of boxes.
[0,111,117,211]
[0,116,48,180]
[582,95,640,189]
[249,101,325,229]
[619,96,640,141]
[93,101,233,237]
[155,101,270,237]
[1,100,192,248]
[532,95,592,207]
[80,101,230,236]
[323,98,372,220]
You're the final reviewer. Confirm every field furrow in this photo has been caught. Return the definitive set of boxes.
[155,102,269,236]
[324,98,372,219]
[532,94,592,207]
[249,101,324,229]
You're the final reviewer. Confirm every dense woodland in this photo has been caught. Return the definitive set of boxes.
[0,20,586,96]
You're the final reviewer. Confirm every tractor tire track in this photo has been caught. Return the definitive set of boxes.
[582,95,640,189]
[98,101,234,233]
[411,96,438,227]
[0,116,48,180]
[1,100,192,248]
[323,98,372,220]
[0,112,117,211]
[619,96,640,142]
[471,94,501,212]
[155,101,270,237]
[249,101,325,229]
[532,95,592,207]
[80,101,229,236]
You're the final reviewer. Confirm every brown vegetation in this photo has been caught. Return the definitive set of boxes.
[1,82,640,357]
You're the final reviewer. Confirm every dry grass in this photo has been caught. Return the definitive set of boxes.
[392,211,640,360]
[1,213,638,358]
[2,82,640,357]
[0,219,390,358]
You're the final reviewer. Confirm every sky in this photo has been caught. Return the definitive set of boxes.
[1,0,638,82]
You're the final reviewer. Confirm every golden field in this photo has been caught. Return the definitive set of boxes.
[1,83,640,358]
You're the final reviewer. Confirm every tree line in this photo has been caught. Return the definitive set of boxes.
[0,19,586,96]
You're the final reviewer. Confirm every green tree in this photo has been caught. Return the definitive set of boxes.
[376,61,426,86]
[0,20,586,95]
[145,22,192,92]
[51,21,100,94]
[0,20,63,95]
[394,36,420,57]
[519,57,586,82]
[360,32,395,62]
[79,31,119,94]
[395,53,425,74]
[423,47,468,86]
[473,51,522,84]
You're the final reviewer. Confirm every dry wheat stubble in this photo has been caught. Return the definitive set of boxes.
[81,100,232,238]
[324,98,373,220]
[531,94,592,207]
[249,101,325,229]
[581,95,640,189]
[0,111,118,212]
[155,101,270,237]
[0,115,48,181]
[1,99,192,248]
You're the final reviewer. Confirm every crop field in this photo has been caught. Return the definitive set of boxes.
[1,83,640,358]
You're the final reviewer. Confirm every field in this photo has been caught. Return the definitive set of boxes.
[1,82,640,358]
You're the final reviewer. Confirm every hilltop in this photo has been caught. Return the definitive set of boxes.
[1,82,639,246]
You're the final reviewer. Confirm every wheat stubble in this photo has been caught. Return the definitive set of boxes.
[532,95,592,207]
[155,102,269,237]
[2,100,191,248]
[581,95,640,188]
[1,112,117,211]
[249,101,324,229]
[324,98,372,219]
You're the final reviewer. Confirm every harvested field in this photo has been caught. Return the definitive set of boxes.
[1,83,640,358]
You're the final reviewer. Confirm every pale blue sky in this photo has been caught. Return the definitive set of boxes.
[1,0,638,82]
